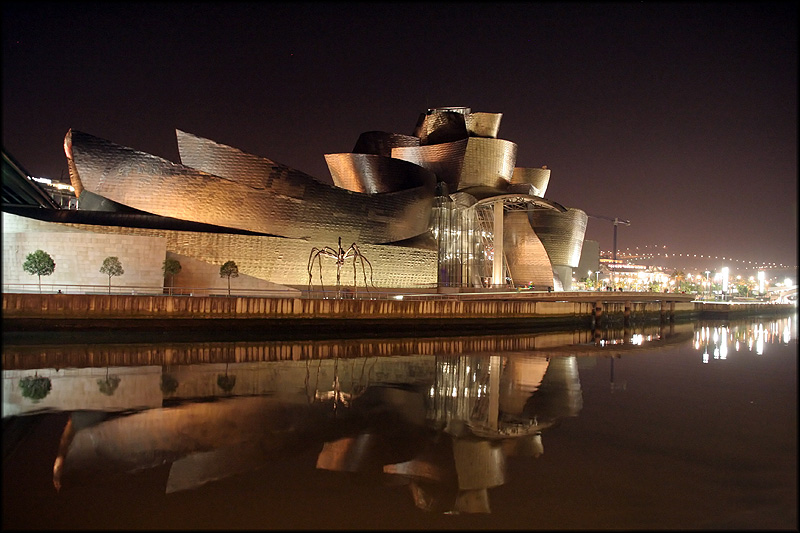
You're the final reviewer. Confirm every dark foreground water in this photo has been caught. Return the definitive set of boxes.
[3,314,797,530]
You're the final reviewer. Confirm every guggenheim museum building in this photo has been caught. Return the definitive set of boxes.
[2,106,589,294]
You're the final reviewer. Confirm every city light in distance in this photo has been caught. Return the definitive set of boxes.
[601,243,797,271]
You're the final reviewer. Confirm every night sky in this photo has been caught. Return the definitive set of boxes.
[3,2,797,271]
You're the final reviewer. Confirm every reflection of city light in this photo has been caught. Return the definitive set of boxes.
[756,329,764,355]
[696,317,795,362]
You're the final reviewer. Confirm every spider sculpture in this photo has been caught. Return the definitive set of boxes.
[307,237,375,298]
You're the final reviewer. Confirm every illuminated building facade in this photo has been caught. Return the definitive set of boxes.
[4,107,589,291]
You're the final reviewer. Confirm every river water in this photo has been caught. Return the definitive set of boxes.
[2,313,797,530]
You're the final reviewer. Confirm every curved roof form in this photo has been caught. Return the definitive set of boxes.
[465,112,502,138]
[66,129,437,244]
[458,138,518,190]
[391,139,467,193]
[175,129,318,189]
[352,131,419,157]
[473,193,567,213]
[511,167,550,198]
[323,152,435,194]
[413,110,469,145]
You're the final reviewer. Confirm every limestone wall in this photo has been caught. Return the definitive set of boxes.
[164,252,299,296]
[2,213,166,291]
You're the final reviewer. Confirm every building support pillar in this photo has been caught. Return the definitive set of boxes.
[492,201,504,288]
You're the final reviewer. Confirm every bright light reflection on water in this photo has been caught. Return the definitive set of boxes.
[2,313,797,530]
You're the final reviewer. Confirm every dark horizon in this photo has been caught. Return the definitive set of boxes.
[3,2,797,269]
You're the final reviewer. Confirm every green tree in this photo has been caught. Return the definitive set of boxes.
[219,260,239,296]
[160,373,179,395]
[671,270,687,291]
[97,367,121,396]
[736,282,751,298]
[100,256,124,295]
[217,362,236,394]
[22,249,56,293]
[162,258,182,294]
[19,374,52,402]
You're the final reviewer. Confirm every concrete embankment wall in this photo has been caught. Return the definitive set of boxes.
[693,301,796,318]
[4,294,792,334]
[2,293,594,322]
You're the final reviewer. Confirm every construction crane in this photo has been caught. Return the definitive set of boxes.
[587,214,630,261]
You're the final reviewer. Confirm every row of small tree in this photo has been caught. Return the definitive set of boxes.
[22,249,241,295]
[18,366,239,404]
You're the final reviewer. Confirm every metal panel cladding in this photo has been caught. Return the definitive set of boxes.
[175,129,318,189]
[529,207,588,268]
[413,110,469,146]
[457,138,518,190]
[503,210,556,288]
[323,153,434,194]
[391,139,468,193]
[352,131,419,157]
[511,167,551,198]
[68,129,436,245]
[466,112,502,138]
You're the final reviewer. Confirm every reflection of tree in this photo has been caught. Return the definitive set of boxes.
[217,362,236,394]
[19,373,52,402]
[161,373,179,395]
[97,368,121,396]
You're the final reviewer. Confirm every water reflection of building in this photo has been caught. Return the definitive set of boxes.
[11,319,787,515]
[31,348,584,515]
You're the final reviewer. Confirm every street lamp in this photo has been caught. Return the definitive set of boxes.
[704,270,710,300]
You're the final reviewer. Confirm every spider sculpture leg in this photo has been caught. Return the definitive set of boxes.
[351,244,375,291]
[307,247,323,292]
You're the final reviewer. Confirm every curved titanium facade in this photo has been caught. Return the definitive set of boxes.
[67,130,436,245]
[457,138,518,190]
[323,153,433,194]
[174,129,317,189]
[511,167,550,198]
[465,112,502,138]
[44,105,592,291]
[529,207,588,268]
[413,110,469,145]
[391,139,468,193]
[352,131,419,157]
[502,211,556,288]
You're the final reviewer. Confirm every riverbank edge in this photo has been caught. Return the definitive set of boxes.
[3,292,795,343]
